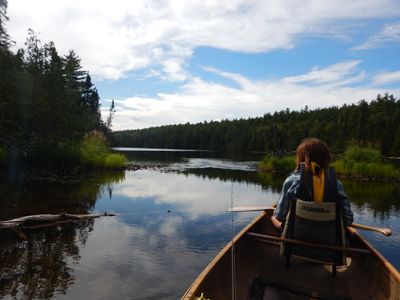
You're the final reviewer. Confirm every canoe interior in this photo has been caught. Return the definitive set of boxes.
[183,209,400,300]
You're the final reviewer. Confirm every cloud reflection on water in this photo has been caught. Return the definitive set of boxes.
[60,169,275,298]
[2,156,400,299]
[110,169,276,219]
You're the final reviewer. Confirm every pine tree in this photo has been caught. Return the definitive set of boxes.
[63,50,85,92]
[81,74,99,112]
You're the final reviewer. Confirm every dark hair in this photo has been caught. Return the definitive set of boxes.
[295,138,331,172]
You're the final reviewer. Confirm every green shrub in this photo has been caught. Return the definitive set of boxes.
[333,145,400,178]
[259,155,296,174]
[80,130,127,169]
[80,131,109,167]
[342,145,383,163]
[333,160,399,178]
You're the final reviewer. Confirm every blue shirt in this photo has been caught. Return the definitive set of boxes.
[274,172,354,226]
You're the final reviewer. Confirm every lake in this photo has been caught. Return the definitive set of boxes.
[0,148,399,299]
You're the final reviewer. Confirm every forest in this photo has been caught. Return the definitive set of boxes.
[2,0,400,179]
[0,0,123,177]
[113,93,400,156]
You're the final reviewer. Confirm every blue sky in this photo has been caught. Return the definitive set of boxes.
[6,0,400,130]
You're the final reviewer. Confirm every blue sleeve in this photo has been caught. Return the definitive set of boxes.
[337,180,354,226]
[274,174,300,222]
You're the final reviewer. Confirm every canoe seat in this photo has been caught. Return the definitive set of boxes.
[248,276,351,300]
[281,199,347,277]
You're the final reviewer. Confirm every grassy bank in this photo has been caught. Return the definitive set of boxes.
[80,131,127,170]
[333,146,400,179]
[259,155,296,174]
[1,131,127,180]
[259,146,400,180]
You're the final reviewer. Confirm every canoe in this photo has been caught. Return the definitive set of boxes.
[182,208,400,300]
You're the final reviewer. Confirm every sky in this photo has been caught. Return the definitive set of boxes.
[6,0,400,130]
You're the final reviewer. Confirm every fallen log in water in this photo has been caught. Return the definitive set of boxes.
[0,212,116,230]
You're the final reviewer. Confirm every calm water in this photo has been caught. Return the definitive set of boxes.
[0,149,399,299]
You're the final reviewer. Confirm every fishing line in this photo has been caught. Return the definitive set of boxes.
[230,181,236,300]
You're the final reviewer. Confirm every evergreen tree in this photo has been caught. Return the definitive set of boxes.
[63,50,85,91]
[0,0,10,49]
[80,73,101,131]
[106,100,116,129]
[0,28,107,173]
[113,94,400,156]
[81,74,100,113]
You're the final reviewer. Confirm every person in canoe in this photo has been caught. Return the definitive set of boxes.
[183,137,398,299]
[270,137,354,270]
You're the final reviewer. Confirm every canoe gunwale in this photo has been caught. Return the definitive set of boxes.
[347,226,400,283]
[181,212,266,299]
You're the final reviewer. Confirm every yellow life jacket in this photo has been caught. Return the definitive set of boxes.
[310,162,324,202]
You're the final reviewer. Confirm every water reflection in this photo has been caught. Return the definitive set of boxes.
[0,220,94,299]
[62,170,273,299]
[109,170,275,219]
[342,178,400,216]
[0,172,125,220]
[117,148,264,164]
[0,150,400,299]
[176,167,286,194]
[0,172,124,299]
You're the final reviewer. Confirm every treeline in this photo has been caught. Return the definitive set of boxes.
[0,1,121,176]
[113,93,400,156]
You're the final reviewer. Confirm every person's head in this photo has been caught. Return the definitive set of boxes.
[295,138,331,171]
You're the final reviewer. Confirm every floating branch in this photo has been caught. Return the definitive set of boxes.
[0,212,116,230]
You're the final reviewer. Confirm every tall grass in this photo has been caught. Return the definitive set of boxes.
[104,153,128,169]
[259,155,296,174]
[259,145,400,179]
[333,145,400,178]
[341,145,383,163]
[80,131,127,169]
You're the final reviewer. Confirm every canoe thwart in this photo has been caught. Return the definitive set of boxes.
[229,206,392,236]
[247,232,371,255]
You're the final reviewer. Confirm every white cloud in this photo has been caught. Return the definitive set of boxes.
[352,22,400,50]
[160,57,189,82]
[202,66,254,89]
[7,0,400,80]
[373,70,400,84]
[106,61,400,130]
[7,1,400,130]
[282,60,363,85]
